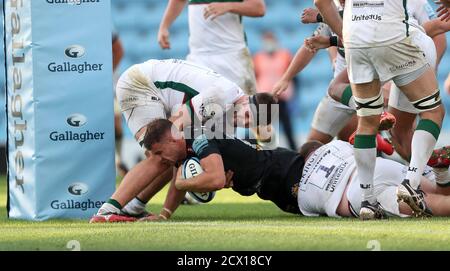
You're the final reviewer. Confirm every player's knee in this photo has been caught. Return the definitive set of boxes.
[327,83,341,102]
[354,91,383,118]
[416,90,445,122]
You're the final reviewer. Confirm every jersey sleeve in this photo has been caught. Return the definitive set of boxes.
[192,134,221,159]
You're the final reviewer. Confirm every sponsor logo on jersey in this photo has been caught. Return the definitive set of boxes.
[353,1,384,8]
[389,60,417,73]
[352,14,382,22]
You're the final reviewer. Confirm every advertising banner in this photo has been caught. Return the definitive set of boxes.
[4,0,115,220]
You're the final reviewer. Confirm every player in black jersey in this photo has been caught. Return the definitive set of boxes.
[139,118,319,217]
[139,118,450,220]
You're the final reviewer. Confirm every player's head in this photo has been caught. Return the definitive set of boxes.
[233,93,278,127]
[143,119,187,165]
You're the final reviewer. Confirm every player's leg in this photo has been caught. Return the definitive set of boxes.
[351,80,385,219]
[387,106,416,161]
[395,68,445,215]
[327,69,356,110]
[387,31,438,163]
[346,157,407,218]
[308,95,354,144]
[399,177,450,216]
[121,167,174,217]
[91,71,170,222]
[427,146,450,195]
[336,115,357,141]
[366,34,444,216]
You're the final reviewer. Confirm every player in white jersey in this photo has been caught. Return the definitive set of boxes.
[306,0,445,163]
[273,3,358,145]
[158,0,265,95]
[117,59,247,144]
[298,140,450,218]
[315,0,445,219]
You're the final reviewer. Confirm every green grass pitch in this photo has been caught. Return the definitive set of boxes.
[0,176,449,251]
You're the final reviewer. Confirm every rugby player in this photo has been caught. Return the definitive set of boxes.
[272,1,358,144]
[159,0,274,148]
[134,119,450,221]
[315,0,445,219]
[305,0,445,163]
[90,59,276,222]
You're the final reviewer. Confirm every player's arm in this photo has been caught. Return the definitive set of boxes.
[157,174,187,220]
[423,18,450,37]
[433,33,447,67]
[272,45,317,96]
[204,0,265,20]
[301,8,321,24]
[314,0,342,38]
[175,154,226,192]
[158,0,187,49]
[327,46,338,69]
[437,1,450,21]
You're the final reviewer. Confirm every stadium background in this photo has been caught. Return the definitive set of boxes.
[0,0,450,173]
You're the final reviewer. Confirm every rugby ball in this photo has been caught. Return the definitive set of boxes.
[181,157,216,203]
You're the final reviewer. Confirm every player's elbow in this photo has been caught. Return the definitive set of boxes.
[253,2,266,17]
[314,0,327,8]
[210,172,226,190]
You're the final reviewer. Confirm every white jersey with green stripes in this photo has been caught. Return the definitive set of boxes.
[343,0,411,48]
[116,59,244,136]
[188,0,247,54]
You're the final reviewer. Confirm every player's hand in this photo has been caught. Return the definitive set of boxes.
[204,3,231,20]
[158,27,171,49]
[301,8,319,24]
[140,214,164,221]
[272,79,289,97]
[224,170,234,188]
[436,0,450,8]
[436,1,450,21]
[304,35,330,53]
[175,166,185,191]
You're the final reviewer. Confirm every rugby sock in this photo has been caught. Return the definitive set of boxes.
[422,165,436,183]
[97,199,122,215]
[354,135,377,204]
[340,85,357,110]
[121,197,147,216]
[406,119,440,189]
[432,167,450,187]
